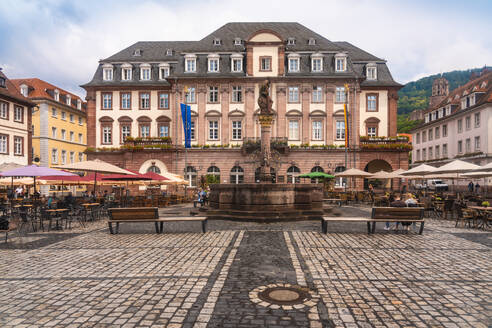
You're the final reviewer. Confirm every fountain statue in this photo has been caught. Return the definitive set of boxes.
[257,80,274,183]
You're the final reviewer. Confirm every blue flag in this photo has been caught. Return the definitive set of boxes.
[180,103,191,148]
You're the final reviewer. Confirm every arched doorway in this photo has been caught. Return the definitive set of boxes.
[364,159,392,189]
[287,166,300,184]
[206,166,221,184]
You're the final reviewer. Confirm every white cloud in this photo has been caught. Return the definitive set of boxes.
[0,0,490,98]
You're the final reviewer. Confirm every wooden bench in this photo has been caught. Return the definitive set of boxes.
[108,207,208,234]
[321,207,425,234]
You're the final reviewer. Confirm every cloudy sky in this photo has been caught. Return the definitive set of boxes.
[1,0,491,98]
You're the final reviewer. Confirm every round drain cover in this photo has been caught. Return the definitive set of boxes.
[268,289,300,302]
[258,286,311,305]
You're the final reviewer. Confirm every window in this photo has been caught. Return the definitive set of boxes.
[185,57,196,72]
[232,86,242,103]
[0,134,8,154]
[366,94,378,111]
[66,95,71,106]
[416,149,420,161]
[311,57,322,72]
[288,120,299,140]
[78,133,83,143]
[102,126,112,144]
[336,121,345,140]
[61,150,67,165]
[213,38,221,46]
[308,38,316,45]
[140,66,151,80]
[103,67,113,81]
[78,152,84,162]
[367,126,377,137]
[121,92,131,109]
[288,57,299,72]
[312,86,323,103]
[465,116,471,130]
[334,166,346,188]
[122,67,132,80]
[185,166,197,187]
[287,166,301,184]
[159,93,169,109]
[70,131,74,142]
[443,144,448,157]
[140,124,150,138]
[70,114,74,123]
[475,136,481,150]
[230,166,244,184]
[231,58,242,72]
[288,86,299,103]
[474,112,480,128]
[422,148,426,161]
[335,87,346,103]
[0,101,8,119]
[422,131,427,142]
[435,127,440,139]
[79,116,83,125]
[428,147,433,160]
[234,38,242,46]
[428,128,433,141]
[147,166,161,174]
[14,106,23,122]
[51,149,58,164]
[209,120,219,140]
[61,111,66,120]
[77,99,81,110]
[52,127,57,139]
[442,125,447,137]
[140,92,150,109]
[416,133,420,144]
[102,93,112,110]
[435,145,440,159]
[465,138,471,153]
[366,65,377,80]
[458,140,463,153]
[260,56,271,71]
[121,125,131,142]
[208,58,219,72]
[312,121,322,140]
[166,49,173,56]
[457,119,463,133]
[14,136,23,156]
[232,120,242,140]
[335,56,346,72]
[206,166,220,184]
[20,85,28,97]
[287,37,296,45]
[209,86,219,103]
[158,124,169,137]
[190,120,195,140]
[159,66,170,79]
[54,90,60,101]
[70,151,75,164]
[185,87,195,103]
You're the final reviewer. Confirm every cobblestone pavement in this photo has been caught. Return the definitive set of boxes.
[0,204,490,327]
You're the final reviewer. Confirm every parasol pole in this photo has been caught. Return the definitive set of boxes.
[94,172,97,196]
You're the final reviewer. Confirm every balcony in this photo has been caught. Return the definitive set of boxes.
[359,136,412,151]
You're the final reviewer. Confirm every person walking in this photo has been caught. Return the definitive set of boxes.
[468,181,474,193]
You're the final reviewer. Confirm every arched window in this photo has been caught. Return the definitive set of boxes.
[311,166,324,183]
[255,167,276,183]
[185,166,197,187]
[147,165,161,174]
[206,166,220,184]
[287,166,300,184]
[230,166,244,184]
[334,166,346,188]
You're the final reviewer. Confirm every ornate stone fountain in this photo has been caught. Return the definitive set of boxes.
[207,80,323,221]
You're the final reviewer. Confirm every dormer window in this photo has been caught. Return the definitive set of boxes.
[159,63,170,79]
[208,54,220,73]
[0,77,5,88]
[234,38,242,46]
[20,84,28,97]
[230,54,243,73]
[166,49,173,56]
[133,48,141,56]
[335,53,347,72]
[308,38,316,45]
[140,63,151,80]
[366,63,377,80]
[481,81,487,88]
[66,95,71,106]
[311,53,323,72]
[185,54,197,72]
[287,37,296,45]
[213,38,221,46]
[54,89,60,102]
[288,54,300,72]
[77,99,81,110]
[102,64,113,81]
[121,63,133,81]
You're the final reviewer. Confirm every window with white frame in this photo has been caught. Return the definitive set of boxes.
[416,149,420,161]
[158,124,169,137]
[367,94,377,111]
[435,126,440,139]
[185,87,195,103]
[443,144,448,157]
[66,95,71,106]
[335,87,346,103]
[465,138,471,152]
[122,66,132,80]
[140,93,150,109]
[52,127,57,139]
[288,120,299,140]
[288,56,300,72]
[474,112,480,127]
[209,120,219,140]
[51,148,58,164]
[61,129,66,140]
[416,132,420,144]
[209,86,219,103]
[457,119,463,133]
[185,56,197,72]
[232,86,242,102]
[70,131,74,142]
[70,113,74,123]
[428,128,433,141]
[422,148,426,160]
[140,124,150,137]
[475,136,481,150]
[442,124,447,137]
[157,93,169,109]
[121,125,131,141]
[0,135,7,153]
[335,54,347,72]
[231,57,242,72]
[288,86,299,102]
[428,147,433,160]
[77,99,81,110]
[435,145,440,159]
[78,152,84,162]
[367,126,377,137]
[20,85,28,97]
[312,120,322,140]
[54,90,60,101]
[232,120,242,140]
[70,151,75,163]
[61,111,66,120]
[103,66,113,81]
[336,121,345,140]
[14,106,23,122]
[14,137,22,155]
[61,150,67,165]
[140,65,151,80]
[121,92,131,109]
[78,116,83,125]
[311,55,323,72]
[102,93,112,109]
[366,63,377,80]
[312,86,323,103]
[422,130,427,142]
[0,102,7,119]
[465,116,471,130]
[78,133,83,143]
[159,65,170,79]
[190,120,195,140]
[208,55,219,72]
[260,57,271,71]
[102,126,112,144]
[52,108,57,117]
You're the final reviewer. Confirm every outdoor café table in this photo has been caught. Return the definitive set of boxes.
[81,203,100,221]
[46,208,69,230]
[468,206,492,229]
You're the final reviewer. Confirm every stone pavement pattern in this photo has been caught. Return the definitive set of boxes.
[0,205,490,327]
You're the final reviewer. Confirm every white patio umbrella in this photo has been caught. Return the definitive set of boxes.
[401,164,437,176]
[335,168,373,191]
[432,160,480,192]
[469,162,492,172]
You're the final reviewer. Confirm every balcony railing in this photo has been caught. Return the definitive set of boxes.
[359,136,412,150]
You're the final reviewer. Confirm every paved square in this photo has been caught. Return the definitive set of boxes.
[0,206,490,327]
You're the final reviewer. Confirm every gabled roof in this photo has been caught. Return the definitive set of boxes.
[0,70,34,107]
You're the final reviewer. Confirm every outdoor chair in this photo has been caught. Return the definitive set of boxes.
[17,210,37,233]
[455,206,475,228]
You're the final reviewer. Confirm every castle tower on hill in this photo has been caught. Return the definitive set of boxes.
[429,76,449,108]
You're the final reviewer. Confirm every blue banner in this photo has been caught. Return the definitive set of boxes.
[180,103,191,148]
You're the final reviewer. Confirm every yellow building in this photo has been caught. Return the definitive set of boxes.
[11,78,87,169]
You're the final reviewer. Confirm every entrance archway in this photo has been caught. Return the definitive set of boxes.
[364,159,392,189]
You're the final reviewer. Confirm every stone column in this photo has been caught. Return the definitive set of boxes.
[197,85,206,145]
[325,85,335,144]
[221,84,230,144]
[301,85,310,143]
[259,114,273,183]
